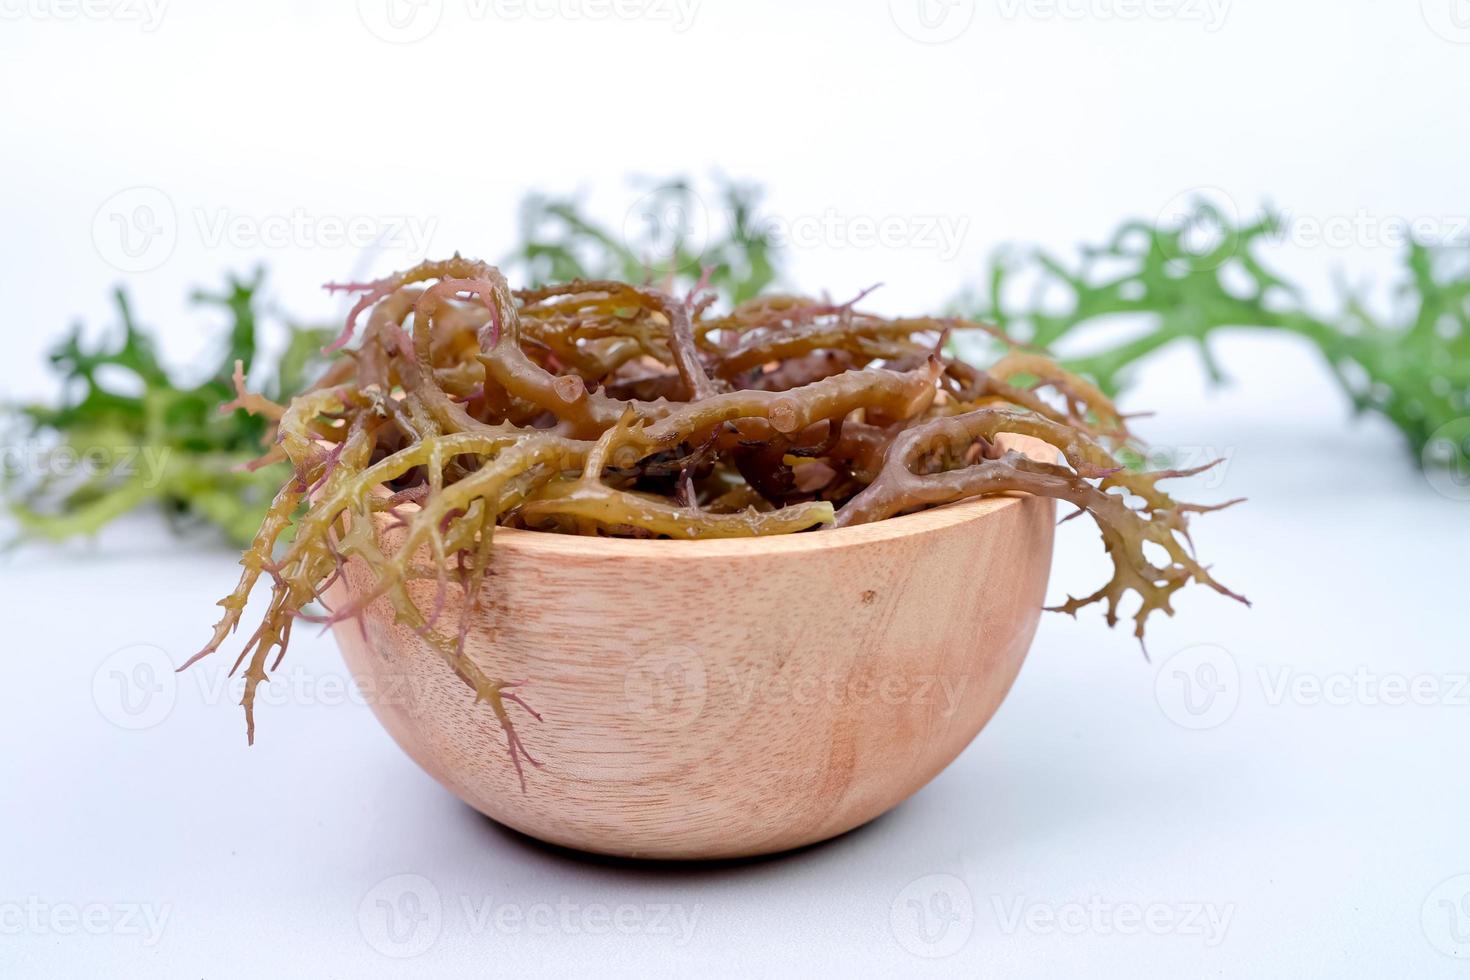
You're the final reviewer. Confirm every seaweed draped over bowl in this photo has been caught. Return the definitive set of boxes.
[192,256,1244,791]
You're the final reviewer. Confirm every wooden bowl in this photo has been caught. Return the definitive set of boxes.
[328,439,1055,860]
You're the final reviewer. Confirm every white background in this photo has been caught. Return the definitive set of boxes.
[2,1,1468,977]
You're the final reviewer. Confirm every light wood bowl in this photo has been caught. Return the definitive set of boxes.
[328,438,1055,860]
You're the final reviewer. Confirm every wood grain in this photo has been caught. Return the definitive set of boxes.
[328,437,1056,860]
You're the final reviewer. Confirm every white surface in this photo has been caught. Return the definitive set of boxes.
[2,2,1468,977]
[2,338,1467,978]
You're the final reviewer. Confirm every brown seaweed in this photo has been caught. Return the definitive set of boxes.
[196,258,1245,786]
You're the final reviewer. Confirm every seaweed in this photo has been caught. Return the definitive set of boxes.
[195,259,1244,784]
[966,199,1470,469]
[4,272,331,546]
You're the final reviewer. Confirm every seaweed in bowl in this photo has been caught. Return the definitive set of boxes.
[193,256,1245,786]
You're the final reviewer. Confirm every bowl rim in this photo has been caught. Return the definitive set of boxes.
[365,433,1051,561]
[488,486,1030,559]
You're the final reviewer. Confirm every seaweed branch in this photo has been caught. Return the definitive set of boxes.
[963,199,1470,469]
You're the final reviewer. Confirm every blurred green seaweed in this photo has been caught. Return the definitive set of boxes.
[962,200,1470,468]
[4,272,331,546]
[506,176,778,304]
